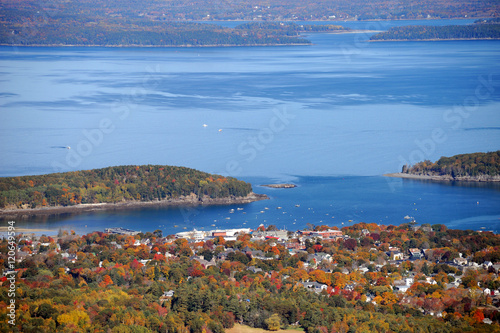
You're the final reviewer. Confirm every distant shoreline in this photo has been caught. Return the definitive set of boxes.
[0,192,268,219]
[0,30,378,48]
[0,43,312,48]
[384,172,500,182]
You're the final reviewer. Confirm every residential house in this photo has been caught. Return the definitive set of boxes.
[160,290,175,302]
[389,249,404,261]
[393,277,414,293]
[192,256,216,268]
[454,257,468,266]
[247,266,263,274]
[301,281,328,293]
[409,248,422,260]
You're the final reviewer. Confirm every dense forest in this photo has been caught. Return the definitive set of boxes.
[2,222,500,332]
[0,0,498,46]
[0,165,253,209]
[370,23,500,40]
[402,151,500,179]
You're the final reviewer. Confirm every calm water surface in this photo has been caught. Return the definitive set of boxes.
[1,19,499,234]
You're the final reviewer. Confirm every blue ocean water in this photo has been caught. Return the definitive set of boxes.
[0,19,499,234]
[5,176,500,235]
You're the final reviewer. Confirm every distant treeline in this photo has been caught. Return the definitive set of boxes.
[1,21,315,46]
[370,23,500,41]
[0,165,252,209]
[475,17,500,24]
[402,151,500,178]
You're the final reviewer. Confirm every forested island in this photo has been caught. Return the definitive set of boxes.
[370,20,500,41]
[0,165,266,215]
[3,222,500,332]
[387,151,500,182]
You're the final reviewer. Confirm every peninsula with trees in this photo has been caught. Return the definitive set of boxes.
[386,150,500,182]
[0,165,267,217]
[0,16,350,47]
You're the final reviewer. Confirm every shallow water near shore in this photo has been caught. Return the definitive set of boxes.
[1,19,499,235]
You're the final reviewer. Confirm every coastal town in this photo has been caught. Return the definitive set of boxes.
[1,222,500,332]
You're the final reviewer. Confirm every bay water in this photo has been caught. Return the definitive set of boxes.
[1,19,499,234]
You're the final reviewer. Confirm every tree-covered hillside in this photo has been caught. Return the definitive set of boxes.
[0,20,313,46]
[402,151,500,179]
[0,165,253,209]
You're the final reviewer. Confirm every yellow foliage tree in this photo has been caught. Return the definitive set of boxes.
[57,310,91,330]
[265,314,281,331]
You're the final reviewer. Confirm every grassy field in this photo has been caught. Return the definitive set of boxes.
[226,324,304,333]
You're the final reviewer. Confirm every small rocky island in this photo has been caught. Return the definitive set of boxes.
[385,150,500,182]
[261,184,297,188]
